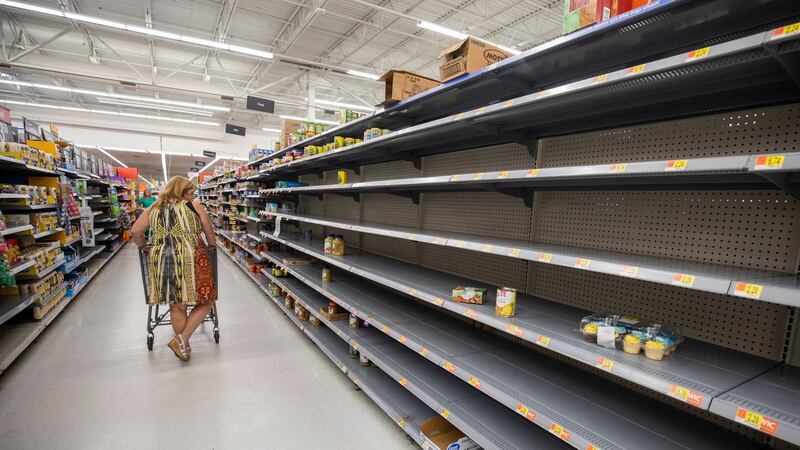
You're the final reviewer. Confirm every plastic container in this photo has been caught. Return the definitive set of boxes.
[333,235,345,256]
[324,234,335,255]
[322,266,332,282]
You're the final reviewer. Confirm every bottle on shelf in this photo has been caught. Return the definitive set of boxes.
[324,234,334,255]
[333,235,345,256]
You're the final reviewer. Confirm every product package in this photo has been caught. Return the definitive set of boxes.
[419,415,480,450]
[563,0,612,34]
[439,37,512,82]
[495,287,517,317]
[452,286,486,304]
[580,313,682,360]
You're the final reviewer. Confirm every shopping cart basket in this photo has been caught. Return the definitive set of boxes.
[138,245,220,351]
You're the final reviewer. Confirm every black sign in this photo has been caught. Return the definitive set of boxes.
[23,118,41,139]
[195,161,206,167]
[202,150,216,158]
[246,96,275,113]
[189,167,200,172]
[225,124,246,136]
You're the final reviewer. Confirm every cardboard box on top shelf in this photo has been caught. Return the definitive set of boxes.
[377,70,441,106]
[563,0,612,35]
[610,0,633,16]
[439,36,512,83]
[280,118,302,148]
[419,415,481,450]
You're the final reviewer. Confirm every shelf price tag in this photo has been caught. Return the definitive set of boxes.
[549,423,571,442]
[619,265,639,278]
[508,248,521,257]
[734,282,763,299]
[475,107,487,115]
[442,361,457,374]
[473,172,484,180]
[536,335,551,347]
[451,175,461,182]
[503,99,514,108]
[735,408,779,435]
[671,273,696,287]
[686,47,710,61]
[439,407,450,418]
[592,74,608,84]
[517,404,537,421]
[464,308,478,319]
[538,252,553,263]
[626,64,646,75]
[455,240,466,248]
[610,163,627,173]
[382,325,390,333]
[397,418,406,427]
[399,335,408,344]
[771,22,800,40]
[468,376,482,390]
[482,244,493,253]
[665,159,688,171]
[433,297,445,307]
[575,258,591,269]
[527,168,540,177]
[453,113,465,122]
[399,377,409,388]
[668,385,705,407]
[419,347,428,356]
[596,357,614,372]
[753,155,785,170]
[506,323,525,337]
[498,171,510,178]
[408,288,417,296]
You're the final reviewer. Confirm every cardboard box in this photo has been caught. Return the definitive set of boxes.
[419,415,480,450]
[563,0,611,35]
[377,70,441,106]
[280,118,302,148]
[439,37,512,82]
[610,0,633,16]
[452,287,487,304]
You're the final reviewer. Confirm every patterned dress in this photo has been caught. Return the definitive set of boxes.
[147,200,216,305]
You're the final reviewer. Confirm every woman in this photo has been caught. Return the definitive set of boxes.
[139,189,156,209]
[132,176,216,361]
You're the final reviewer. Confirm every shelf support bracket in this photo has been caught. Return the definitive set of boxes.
[766,45,800,89]
[345,165,362,177]
[497,189,533,208]
[756,172,800,201]
[401,155,422,170]
[332,192,360,202]
[388,191,420,205]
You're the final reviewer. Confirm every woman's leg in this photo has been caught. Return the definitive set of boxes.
[179,302,213,342]
[169,304,188,336]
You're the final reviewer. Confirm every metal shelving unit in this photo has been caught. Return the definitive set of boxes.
[16,257,65,281]
[1,225,34,236]
[32,228,64,239]
[0,292,41,327]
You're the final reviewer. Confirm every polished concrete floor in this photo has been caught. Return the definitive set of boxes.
[0,245,416,450]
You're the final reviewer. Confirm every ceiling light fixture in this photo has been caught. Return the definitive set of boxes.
[279,114,339,126]
[2,99,219,126]
[417,20,521,55]
[79,145,247,161]
[0,79,229,112]
[261,128,281,133]
[96,98,214,117]
[346,69,380,80]
[0,0,274,60]
[96,146,128,167]
[161,151,168,183]
[314,99,374,112]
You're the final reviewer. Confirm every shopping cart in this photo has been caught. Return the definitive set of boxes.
[138,245,220,351]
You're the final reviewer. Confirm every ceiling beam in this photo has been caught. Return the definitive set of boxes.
[8,28,70,63]
[144,0,157,83]
[201,0,239,81]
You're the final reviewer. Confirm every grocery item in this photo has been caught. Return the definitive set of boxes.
[327,301,338,316]
[563,0,611,34]
[349,313,361,329]
[439,37,512,82]
[322,266,332,283]
[644,340,665,361]
[359,353,370,367]
[324,234,335,255]
[495,287,517,318]
[309,315,321,327]
[420,415,479,450]
[333,235,345,256]
[623,334,642,355]
[581,313,682,359]
[451,287,486,304]
[378,70,441,106]
[349,344,359,359]
[337,171,348,184]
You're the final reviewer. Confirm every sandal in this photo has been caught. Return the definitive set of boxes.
[167,335,189,361]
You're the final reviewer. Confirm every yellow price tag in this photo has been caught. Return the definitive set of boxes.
[473,172,484,180]
[575,258,591,269]
[503,99,514,107]
[686,47,710,61]
[433,297,445,306]
[666,159,688,171]
[482,244,493,253]
[538,252,553,263]
[453,113,465,121]
[464,308,478,319]
[549,423,571,441]
[610,163,627,173]
[508,248,520,257]
[455,240,466,248]
[498,171,509,178]
[475,107,487,115]
[736,407,779,435]
[672,273,695,287]
[439,408,450,418]
[627,64,646,75]
[593,73,608,84]
[619,266,639,277]
[443,361,457,373]
[754,155,785,170]
[419,347,428,356]
[397,418,405,427]
[506,323,524,337]
[517,404,536,421]
[734,282,763,299]
[399,335,408,344]
[408,288,417,296]
[468,376,482,390]
[527,168,540,177]
[596,357,614,372]
[399,377,409,388]
[536,335,551,347]
[772,22,800,40]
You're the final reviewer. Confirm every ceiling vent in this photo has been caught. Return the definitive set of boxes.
[221,95,235,102]
[119,80,137,87]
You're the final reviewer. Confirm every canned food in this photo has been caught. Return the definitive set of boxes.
[322,267,332,282]
[334,136,345,149]
[496,287,517,318]
[382,129,391,136]
[337,170,348,184]
[349,344,359,359]
[344,137,355,146]
[359,353,370,366]
[349,313,359,329]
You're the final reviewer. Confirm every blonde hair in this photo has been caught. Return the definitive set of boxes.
[151,176,196,210]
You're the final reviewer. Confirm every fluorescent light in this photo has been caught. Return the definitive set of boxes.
[64,13,126,30]
[161,152,168,182]
[0,0,273,61]
[96,147,128,167]
[314,99,374,112]
[0,79,229,112]
[279,115,306,121]
[97,98,214,117]
[261,128,280,133]
[346,69,380,80]
[1,98,219,126]
[417,21,467,39]
[279,114,338,126]
[417,20,521,55]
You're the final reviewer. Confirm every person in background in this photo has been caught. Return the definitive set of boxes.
[139,189,156,209]
[132,176,217,361]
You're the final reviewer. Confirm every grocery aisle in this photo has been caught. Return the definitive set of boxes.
[0,244,416,450]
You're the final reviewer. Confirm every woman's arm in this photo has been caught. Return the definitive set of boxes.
[131,207,150,247]
[192,200,216,246]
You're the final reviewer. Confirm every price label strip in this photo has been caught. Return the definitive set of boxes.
[596,357,614,372]
[671,273,695,288]
[735,408,779,435]
[665,159,688,171]
[549,423,571,442]
[668,385,705,407]
[753,155,785,170]
[686,47,710,61]
[771,22,800,40]
[516,404,536,421]
[733,282,763,300]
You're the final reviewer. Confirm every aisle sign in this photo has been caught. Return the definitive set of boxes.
[195,161,206,166]
[203,150,216,157]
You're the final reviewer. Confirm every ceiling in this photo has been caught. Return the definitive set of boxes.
[0,0,563,133]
